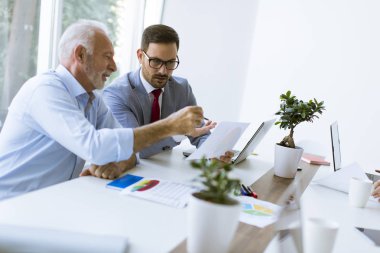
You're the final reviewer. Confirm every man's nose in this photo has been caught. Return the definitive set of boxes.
[109,58,117,72]
[157,64,168,75]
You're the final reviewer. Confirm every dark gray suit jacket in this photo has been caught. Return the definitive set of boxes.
[103,69,209,158]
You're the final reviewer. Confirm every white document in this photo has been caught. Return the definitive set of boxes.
[0,224,128,253]
[238,196,282,228]
[120,177,198,208]
[187,121,249,160]
[313,162,369,193]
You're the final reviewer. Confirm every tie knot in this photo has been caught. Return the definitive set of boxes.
[151,89,162,98]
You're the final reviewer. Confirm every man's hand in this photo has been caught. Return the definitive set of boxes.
[372,180,380,201]
[80,155,137,179]
[211,151,235,164]
[165,106,204,135]
[188,120,217,138]
[133,106,204,153]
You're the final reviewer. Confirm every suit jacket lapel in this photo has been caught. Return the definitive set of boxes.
[128,69,151,124]
[161,78,175,119]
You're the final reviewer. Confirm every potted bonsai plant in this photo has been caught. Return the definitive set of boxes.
[274,90,325,178]
[187,158,241,253]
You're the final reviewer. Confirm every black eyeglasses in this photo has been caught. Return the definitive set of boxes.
[142,51,180,70]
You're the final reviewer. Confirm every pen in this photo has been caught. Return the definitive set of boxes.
[204,117,209,121]
[247,185,258,199]
[240,187,249,196]
[375,169,380,174]
[240,184,250,196]
[242,184,257,198]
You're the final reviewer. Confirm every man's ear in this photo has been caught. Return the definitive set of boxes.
[74,45,86,63]
[137,49,143,64]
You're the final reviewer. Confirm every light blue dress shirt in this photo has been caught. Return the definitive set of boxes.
[0,65,134,200]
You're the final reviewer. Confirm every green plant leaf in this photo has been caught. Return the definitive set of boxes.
[275,91,326,145]
[190,157,240,205]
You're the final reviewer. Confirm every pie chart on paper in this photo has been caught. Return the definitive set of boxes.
[131,180,160,192]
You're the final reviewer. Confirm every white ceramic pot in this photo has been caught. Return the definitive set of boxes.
[274,144,303,178]
[187,193,241,253]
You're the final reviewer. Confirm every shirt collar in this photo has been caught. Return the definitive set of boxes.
[139,69,165,94]
[55,64,88,98]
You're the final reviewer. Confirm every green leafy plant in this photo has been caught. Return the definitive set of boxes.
[191,158,240,205]
[275,90,325,149]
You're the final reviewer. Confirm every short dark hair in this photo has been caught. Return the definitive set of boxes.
[141,24,179,51]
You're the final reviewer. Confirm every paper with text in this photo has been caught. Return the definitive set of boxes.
[187,121,249,160]
[313,162,368,193]
[120,177,198,208]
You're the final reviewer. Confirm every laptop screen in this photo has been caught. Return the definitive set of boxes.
[330,121,342,171]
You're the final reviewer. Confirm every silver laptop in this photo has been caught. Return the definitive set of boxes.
[330,121,380,182]
[231,118,275,164]
[183,119,275,165]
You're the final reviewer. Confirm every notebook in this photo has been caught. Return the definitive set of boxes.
[301,153,330,166]
[106,174,143,190]
[183,119,275,165]
[330,121,380,182]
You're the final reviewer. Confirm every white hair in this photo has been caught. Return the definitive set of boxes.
[58,19,110,62]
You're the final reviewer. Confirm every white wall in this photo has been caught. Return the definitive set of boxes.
[240,0,380,170]
[161,0,258,122]
[162,0,380,171]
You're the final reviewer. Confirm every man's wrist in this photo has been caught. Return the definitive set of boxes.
[158,117,177,137]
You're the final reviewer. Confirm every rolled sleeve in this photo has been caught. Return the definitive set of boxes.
[112,128,134,162]
[27,85,134,165]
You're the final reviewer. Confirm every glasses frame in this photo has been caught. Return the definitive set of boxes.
[142,51,180,70]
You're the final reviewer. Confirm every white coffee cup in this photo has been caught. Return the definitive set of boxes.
[303,218,339,253]
[349,177,373,208]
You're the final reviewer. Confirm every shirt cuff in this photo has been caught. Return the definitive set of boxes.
[172,135,186,143]
[113,128,134,161]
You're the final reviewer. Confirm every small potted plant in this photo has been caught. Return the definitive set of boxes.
[274,90,325,178]
[187,158,241,253]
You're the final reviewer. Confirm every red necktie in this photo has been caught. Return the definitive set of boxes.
[150,89,162,123]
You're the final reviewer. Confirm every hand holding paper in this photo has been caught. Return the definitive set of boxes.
[187,121,249,160]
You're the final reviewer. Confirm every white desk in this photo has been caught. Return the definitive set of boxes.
[302,167,380,253]
[264,166,380,253]
[0,145,273,253]
[0,145,379,252]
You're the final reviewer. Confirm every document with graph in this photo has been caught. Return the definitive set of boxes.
[237,196,282,228]
[120,176,198,208]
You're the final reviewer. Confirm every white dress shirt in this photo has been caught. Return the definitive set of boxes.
[139,70,164,112]
[139,70,185,143]
[0,65,134,200]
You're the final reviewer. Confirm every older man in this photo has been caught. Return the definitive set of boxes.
[0,20,203,200]
[103,24,215,159]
